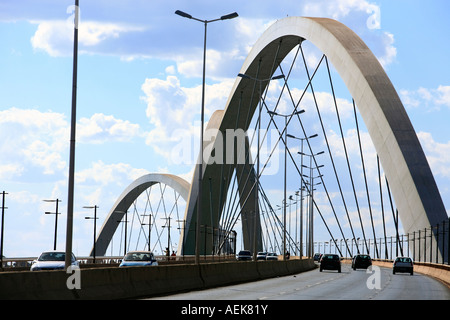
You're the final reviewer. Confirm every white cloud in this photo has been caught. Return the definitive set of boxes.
[77,113,141,144]
[141,75,234,163]
[0,108,68,178]
[418,131,450,179]
[435,86,450,108]
[400,85,450,111]
[30,19,145,57]
[26,0,396,77]
[376,31,397,68]
[302,0,377,20]
[76,160,149,186]
[0,108,143,180]
[74,160,150,215]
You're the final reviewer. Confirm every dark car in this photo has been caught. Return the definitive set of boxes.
[352,254,372,270]
[313,253,322,262]
[237,250,252,261]
[393,257,413,275]
[319,254,341,273]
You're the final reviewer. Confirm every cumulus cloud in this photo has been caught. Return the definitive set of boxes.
[418,131,450,179]
[0,108,142,180]
[77,113,141,144]
[25,0,396,76]
[76,160,149,186]
[0,108,68,179]
[400,85,450,111]
[30,19,145,57]
[141,75,234,163]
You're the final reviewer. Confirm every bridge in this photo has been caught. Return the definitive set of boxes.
[0,16,449,301]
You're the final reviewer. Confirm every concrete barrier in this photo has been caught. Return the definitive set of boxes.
[0,259,316,300]
[343,259,450,288]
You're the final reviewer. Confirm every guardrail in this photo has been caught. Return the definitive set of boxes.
[0,258,316,299]
[0,254,242,271]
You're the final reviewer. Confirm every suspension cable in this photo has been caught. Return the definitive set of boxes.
[324,56,368,254]
[353,99,379,257]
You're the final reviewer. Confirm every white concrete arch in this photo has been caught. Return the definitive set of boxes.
[182,17,446,260]
[91,173,190,256]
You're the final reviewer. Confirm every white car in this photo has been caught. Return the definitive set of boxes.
[256,252,268,260]
[119,251,158,267]
[30,251,79,271]
[266,252,278,261]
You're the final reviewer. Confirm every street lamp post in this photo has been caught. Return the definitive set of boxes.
[288,133,318,257]
[162,217,172,259]
[268,109,304,260]
[175,9,238,265]
[141,214,153,252]
[65,0,80,271]
[44,199,61,251]
[84,205,98,263]
[301,151,324,257]
[115,211,128,256]
[0,191,7,268]
[176,219,186,258]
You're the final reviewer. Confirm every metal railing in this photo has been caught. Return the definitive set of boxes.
[314,218,450,265]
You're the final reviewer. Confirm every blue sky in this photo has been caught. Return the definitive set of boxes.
[0,0,449,257]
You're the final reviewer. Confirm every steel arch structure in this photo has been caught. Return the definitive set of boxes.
[179,16,447,260]
[92,17,446,261]
[91,173,190,256]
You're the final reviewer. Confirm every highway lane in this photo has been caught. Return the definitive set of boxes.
[148,264,450,300]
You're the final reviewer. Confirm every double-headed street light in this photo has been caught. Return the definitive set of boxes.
[267,109,305,260]
[44,199,61,251]
[288,133,319,257]
[300,151,325,257]
[84,205,98,263]
[175,10,238,264]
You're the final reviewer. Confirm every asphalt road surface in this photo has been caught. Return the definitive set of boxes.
[148,264,450,300]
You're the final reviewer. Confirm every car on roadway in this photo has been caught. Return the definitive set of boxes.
[266,252,278,260]
[256,252,268,260]
[119,251,158,267]
[352,254,372,270]
[237,250,252,261]
[30,251,79,271]
[313,253,322,262]
[393,256,413,275]
[319,254,341,273]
